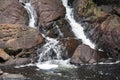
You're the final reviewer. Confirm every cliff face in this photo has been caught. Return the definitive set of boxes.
[73,0,120,58]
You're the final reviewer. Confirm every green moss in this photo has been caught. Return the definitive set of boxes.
[93,7,101,17]
[88,0,95,7]
[77,0,96,17]
[85,0,95,16]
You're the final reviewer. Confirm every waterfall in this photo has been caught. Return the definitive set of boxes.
[19,0,37,28]
[17,0,95,70]
[61,0,95,49]
[36,0,95,69]
[36,37,65,69]
[55,25,64,38]
[18,0,73,70]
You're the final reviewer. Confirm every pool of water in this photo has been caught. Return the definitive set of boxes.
[1,63,120,80]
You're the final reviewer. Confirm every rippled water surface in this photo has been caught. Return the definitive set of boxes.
[2,63,120,80]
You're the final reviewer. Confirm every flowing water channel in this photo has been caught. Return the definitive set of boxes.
[19,0,37,28]
[2,0,120,80]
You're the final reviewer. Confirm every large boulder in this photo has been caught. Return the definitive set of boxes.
[98,15,120,57]
[70,44,105,65]
[0,0,28,25]
[31,0,65,28]
[0,24,43,50]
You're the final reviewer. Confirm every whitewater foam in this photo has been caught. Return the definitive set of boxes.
[61,0,95,49]
[19,0,37,28]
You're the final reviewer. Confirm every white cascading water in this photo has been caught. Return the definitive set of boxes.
[36,37,65,69]
[36,0,95,69]
[16,0,120,69]
[18,0,72,70]
[61,0,95,49]
[61,0,120,65]
[55,25,64,38]
[17,0,95,70]
[19,0,37,28]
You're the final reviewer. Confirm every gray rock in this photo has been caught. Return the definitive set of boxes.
[0,69,3,75]
[70,44,106,64]
[0,58,32,67]
[0,73,26,80]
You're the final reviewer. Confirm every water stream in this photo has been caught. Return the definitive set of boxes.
[36,0,95,70]
[35,0,96,70]
[19,0,37,28]
[36,36,74,70]
[18,0,120,69]
[61,0,95,49]
[19,0,76,70]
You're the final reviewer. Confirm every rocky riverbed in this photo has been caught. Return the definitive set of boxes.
[0,0,120,80]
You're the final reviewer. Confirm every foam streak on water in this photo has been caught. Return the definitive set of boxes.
[61,0,95,49]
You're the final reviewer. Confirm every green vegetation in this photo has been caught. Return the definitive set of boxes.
[77,0,106,18]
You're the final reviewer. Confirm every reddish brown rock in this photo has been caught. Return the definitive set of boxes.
[32,0,65,28]
[0,24,44,50]
[70,44,104,64]
[60,37,82,59]
[0,0,28,25]
[0,48,11,61]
